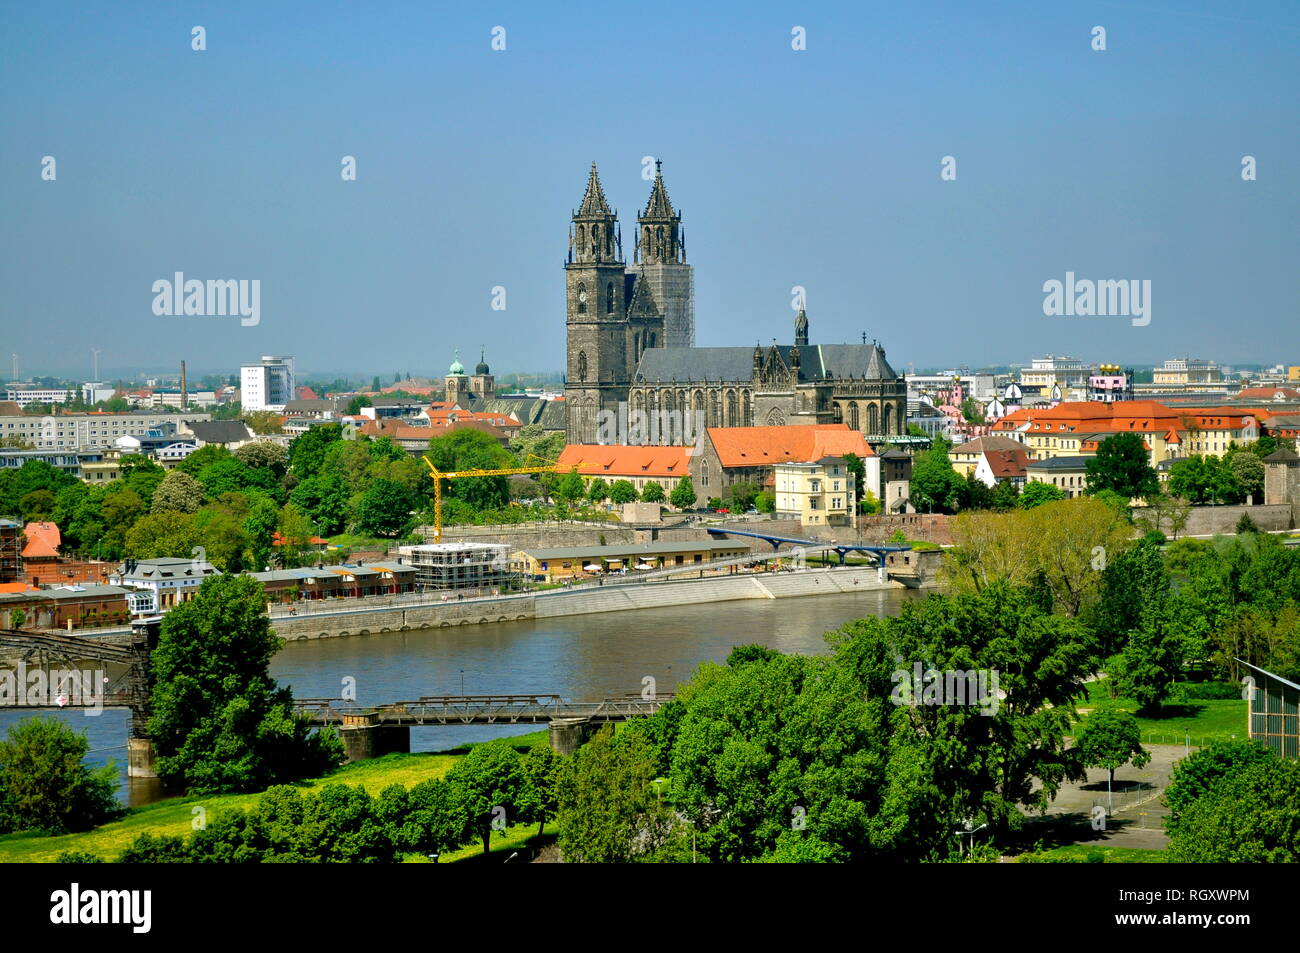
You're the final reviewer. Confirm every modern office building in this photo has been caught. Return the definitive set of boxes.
[240,356,296,411]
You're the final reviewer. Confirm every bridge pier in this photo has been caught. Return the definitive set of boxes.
[338,712,410,762]
[128,738,157,778]
[549,717,594,756]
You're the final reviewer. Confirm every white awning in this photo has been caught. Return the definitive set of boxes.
[583,563,601,571]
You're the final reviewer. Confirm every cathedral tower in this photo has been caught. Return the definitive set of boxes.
[565,163,629,443]
[630,160,695,347]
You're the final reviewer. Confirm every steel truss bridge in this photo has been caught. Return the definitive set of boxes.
[0,629,150,735]
[294,693,674,727]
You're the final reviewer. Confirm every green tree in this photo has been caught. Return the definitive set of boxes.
[553,467,586,506]
[288,423,343,478]
[289,474,350,536]
[123,511,202,560]
[276,503,318,568]
[356,479,417,538]
[445,739,527,855]
[426,429,514,509]
[956,472,993,511]
[670,476,697,510]
[1229,452,1265,502]
[640,481,666,504]
[18,488,55,522]
[146,575,342,792]
[726,480,761,512]
[345,394,373,416]
[609,479,638,504]
[151,470,206,514]
[520,742,561,835]
[557,725,666,863]
[1236,512,1259,534]
[1164,740,1274,837]
[586,478,609,504]
[989,480,1020,512]
[754,490,775,513]
[1085,432,1159,499]
[1167,757,1300,862]
[1075,708,1150,789]
[233,441,289,476]
[0,717,119,835]
[1019,481,1067,508]
[909,443,962,513]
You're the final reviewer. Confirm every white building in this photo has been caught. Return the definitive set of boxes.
[109,556,220,612]
[240,356,295,412]
[82,382,116,405]
[0,411,211,451]
[4,387,76,408]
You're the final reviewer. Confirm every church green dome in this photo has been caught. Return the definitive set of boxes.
[448,351,465,376]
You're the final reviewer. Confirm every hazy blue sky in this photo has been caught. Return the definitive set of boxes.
[3,1,1296,381]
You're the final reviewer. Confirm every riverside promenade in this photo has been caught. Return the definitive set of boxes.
[269,564,917,642]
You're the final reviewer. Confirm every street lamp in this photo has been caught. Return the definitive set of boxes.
[954,817,987,857]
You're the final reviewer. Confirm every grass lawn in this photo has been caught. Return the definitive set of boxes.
[0,730,551,864]
[1016,844,1168,863]
[1074,680,1247,746]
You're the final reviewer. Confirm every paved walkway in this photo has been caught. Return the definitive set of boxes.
[1018,743,1186,852]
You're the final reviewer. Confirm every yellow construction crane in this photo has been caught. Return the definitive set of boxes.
[421,455,563,542]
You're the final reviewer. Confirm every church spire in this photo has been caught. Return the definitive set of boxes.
[636,160,684,265]
[577,161,612,216]
[570,162,621,265]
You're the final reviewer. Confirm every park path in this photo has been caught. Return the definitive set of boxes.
[1018,743,1186,853]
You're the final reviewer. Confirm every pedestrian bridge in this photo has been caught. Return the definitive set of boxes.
[705,527,912,568]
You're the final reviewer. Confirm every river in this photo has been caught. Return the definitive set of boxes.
[0,587,924,807]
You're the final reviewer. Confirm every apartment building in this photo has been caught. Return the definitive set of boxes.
[773,456,857,528]
[0,411,211,451]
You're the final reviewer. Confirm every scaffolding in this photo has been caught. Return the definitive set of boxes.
[397,542,519,594]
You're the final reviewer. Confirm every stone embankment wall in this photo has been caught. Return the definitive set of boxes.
[1129,502,1293,536]
[270,567,907,641]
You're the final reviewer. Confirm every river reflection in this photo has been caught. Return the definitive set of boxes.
[0,587,925,807]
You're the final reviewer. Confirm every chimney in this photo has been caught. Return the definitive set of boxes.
[180,360,188,410]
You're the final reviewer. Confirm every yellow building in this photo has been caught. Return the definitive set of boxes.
[515,541,750,583]
[773,456,856,528]
[79,459,123,483]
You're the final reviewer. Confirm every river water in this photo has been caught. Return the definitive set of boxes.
[0,588,923,807]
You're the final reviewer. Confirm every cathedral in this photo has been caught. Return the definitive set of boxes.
[564,162,907,444]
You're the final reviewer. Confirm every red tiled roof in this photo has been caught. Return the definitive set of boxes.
[705,424,873,468]
[557,445,692,478]
[21,522,60,559]
[982,447,1031,478]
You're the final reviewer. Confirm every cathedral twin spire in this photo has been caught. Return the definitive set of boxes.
[570,161,685,267]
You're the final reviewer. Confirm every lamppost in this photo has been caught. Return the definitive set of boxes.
[954,817,987,857]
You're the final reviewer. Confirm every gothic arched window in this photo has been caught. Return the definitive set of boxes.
[867,404,879,434]
[708,391,719,428]
[742,391,752,426]
[726,390,737,427]
[606,282,615,314]
[576,350,587,382]
[849,403,860,431]
[576,282,587,314]
[832,402,843,425]
[656,226,665,260]
[649,332,656,348]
